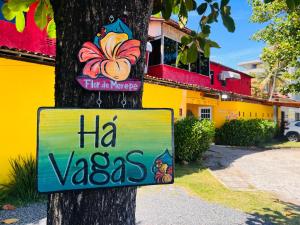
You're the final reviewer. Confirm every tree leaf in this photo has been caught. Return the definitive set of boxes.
[1,218,19,224]
[286,0,295,10]
[204,40,210,57]
[221,14,235,32]
[197,3,207,15]
[185,0,195,11]
[207,11,218,24]
[202,24,211,35]
[178,3,188,28]
[221,0,230,8]
[35,0,48,29]
[223,5,231,15]
[212,2,219,10]
[152,0,162,15]
[207,39,220,48]
[178,48,188,65]
[1,3,16,21]
[47,19,56,39]
[2,204,16,210]
[197,36,206,50]
[7,0,28,12]
[172,4,180,14]
[15,12,25,32]
[187,42,198,63]
[200,15,209,25]
[181,35,192,45]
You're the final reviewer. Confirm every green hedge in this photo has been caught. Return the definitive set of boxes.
[215,119,276,146]
[174,117,215,162]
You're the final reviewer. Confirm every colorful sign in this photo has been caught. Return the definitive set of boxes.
[37,108,174,193]
[77,18,142,91]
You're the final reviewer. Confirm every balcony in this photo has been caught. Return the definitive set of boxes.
[148,63,252,96]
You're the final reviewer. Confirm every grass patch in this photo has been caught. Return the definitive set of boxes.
[260,139,300,149]
[175,163,300,225]
[0,155,45,207]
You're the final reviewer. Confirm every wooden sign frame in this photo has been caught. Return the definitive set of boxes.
[36,108,174,193]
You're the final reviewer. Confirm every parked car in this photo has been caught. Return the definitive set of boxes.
[284,121,300,142]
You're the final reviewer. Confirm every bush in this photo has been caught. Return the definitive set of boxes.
[215,119,276,146]
[175,117,215,162]
[0,155,43,203]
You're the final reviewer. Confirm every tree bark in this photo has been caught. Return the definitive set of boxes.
[47,1,153,224]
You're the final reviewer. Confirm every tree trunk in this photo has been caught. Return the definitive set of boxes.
[269,72,277,101]
[47,1,153,224]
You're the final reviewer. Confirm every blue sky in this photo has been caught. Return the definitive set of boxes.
[186,0,265,70]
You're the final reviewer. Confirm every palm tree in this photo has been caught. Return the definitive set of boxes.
[252,61,287,101]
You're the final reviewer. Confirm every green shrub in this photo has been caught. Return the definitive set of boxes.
[0,155,43,203]
[174,117,215,162]
[215,119,276,146]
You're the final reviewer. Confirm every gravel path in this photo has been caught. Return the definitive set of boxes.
[0,186,271,225]
[136,186,271,225]
[0,203,46,225]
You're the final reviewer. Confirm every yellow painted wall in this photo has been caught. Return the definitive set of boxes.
[0,58,55,182]
[186,89,274,128]
[143,83,186,120]
[214,101,274,128]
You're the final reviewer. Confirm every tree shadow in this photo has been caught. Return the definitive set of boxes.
[174,144,262,178]
[175,161,206,178]
[246,200,300,225]
[203,144,269,170]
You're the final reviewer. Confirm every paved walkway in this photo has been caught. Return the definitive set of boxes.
[0,186,266,225]
[205,145,300,205]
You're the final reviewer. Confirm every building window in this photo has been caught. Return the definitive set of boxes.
[210,71,214,85]
[164,37,177,67]
[295,112,300,121]
[149,38,161,66]
[221,79,226,86]
[199,52,210,76]
[251,64,257,69]
[199,107,212,120]
[190,52,210,76]
[150,36,210,75]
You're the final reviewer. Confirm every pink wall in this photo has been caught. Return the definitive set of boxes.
[210,62,251,96]
[0,3,55,56]
[148,63,252,96]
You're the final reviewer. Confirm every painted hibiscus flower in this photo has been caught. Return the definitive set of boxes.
[78,32,141,81]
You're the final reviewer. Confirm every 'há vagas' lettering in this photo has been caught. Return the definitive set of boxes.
[48,150,147,186]
[78,115,117,148]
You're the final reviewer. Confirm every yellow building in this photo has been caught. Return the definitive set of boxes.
[0,56,278,182]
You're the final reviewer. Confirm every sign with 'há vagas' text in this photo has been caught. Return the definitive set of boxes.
[37,108,174,193]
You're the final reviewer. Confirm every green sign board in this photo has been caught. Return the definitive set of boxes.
[37,108,174,193]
